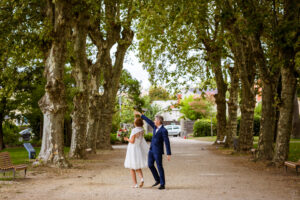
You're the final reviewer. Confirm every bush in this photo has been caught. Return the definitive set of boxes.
[193,119,217,137]
[144,133,153,141]
[110,133,118,144]
[3,122,22,147]
[237,115,261,136]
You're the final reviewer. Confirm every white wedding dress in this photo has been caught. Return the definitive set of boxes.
[124,127,149,170]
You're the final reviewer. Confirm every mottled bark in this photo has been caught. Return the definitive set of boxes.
[97,38,133,150]
[202,32,227,142]
[291,93,300,139]
[88,0,134,150]
[0,115,4,150]
[272,0,298,166]
[37,0,71,168]
[250,35,279,160]
[212,59,227,142]
[257,82,278,159]
[273,67,297,165]
[227,31,256,151]
[69,12,89,159]
[225,65,239,148]
[233,37,256,152]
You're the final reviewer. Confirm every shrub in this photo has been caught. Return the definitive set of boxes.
[3,122,22,147]
[144,133,153,141]
[193,119,217,137]
[110,133,118,144]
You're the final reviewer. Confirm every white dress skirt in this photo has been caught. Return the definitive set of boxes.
[124,127,149,170]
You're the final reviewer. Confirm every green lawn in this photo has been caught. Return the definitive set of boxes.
[0,146,70,165]
[190,136,300,162]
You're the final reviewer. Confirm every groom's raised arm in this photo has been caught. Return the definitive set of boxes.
[141,114,155,129]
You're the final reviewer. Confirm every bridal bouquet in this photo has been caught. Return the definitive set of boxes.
[117,128,129,141]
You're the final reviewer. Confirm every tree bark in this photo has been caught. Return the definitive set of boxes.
[88,0,134,150]
[97,38,133,150]
[0,115,4,151]
[257,81,278,159]
[225,64,239,148]
[227,31,256,151]
[272,0,298,166]
[69,11,89,159]
[273,66,297,165]
[212,59,227,142]
[234,36,256,152]
[37,0,71,168]
[202,39,227,143]
[249,35,280,160]
[291,93,300,139]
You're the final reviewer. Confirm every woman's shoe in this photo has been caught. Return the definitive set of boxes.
[139,178,144,188]
[131,184,138,188]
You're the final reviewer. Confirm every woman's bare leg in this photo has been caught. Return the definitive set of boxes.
[136,169,143,179]
[130,169,137,186]
[136,169,144,187]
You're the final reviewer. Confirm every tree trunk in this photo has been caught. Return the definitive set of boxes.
[96,45,130,150]
[204,46,227,142]
[250,34,279,160]
[291,93,300,139]
[212,60,227,142]
[97,105,114,150]
[225,65,239,148]
[228,32,256,152]
[69,12,89,159]
[272,0,298,166]
[257,81,278,159]
[237,40,256,152]
[37,0,70,168]
[273,66,297,165]
[0,116,4,151]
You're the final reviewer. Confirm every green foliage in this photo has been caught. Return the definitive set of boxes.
[148,86,171,101]
[144,133,153,142]
[112,69,144,131]
[110,133,118,145]
[254,102,262,117]
[180,95,214,120]
[3,122,22,147]
[143,96,162,120]
[193,119,217,137]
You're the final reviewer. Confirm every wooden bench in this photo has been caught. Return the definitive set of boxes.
[0,152,27,178]
[284,159,300,176]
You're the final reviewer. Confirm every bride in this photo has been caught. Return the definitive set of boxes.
[124,117,149,188]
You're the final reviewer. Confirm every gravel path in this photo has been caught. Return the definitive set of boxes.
[0,138,299,200]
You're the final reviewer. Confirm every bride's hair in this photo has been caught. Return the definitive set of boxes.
[134,118,144,127]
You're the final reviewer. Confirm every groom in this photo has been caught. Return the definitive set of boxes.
[135,111,171,190]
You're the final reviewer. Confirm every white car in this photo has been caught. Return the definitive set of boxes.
[165,125,181,137]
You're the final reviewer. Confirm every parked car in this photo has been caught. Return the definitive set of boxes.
[165,125,181,137]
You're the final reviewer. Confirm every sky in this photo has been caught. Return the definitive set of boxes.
[123,49,151,92]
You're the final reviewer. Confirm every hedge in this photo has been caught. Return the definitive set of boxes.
[193,119,217,137]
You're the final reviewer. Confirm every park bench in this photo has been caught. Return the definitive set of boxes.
[216,136,227,144]
[284,160,300,176]
[0,152,27,178]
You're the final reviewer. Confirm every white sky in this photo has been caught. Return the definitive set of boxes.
[123,49,151,91]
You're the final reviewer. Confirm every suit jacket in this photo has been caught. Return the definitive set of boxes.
[141,115,171,155]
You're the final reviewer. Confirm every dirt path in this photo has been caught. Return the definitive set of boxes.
[0,138,299,200]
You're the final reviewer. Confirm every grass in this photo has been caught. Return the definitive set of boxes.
[0,146,70,165]
[0,146,70,180]
[191,135,300,162]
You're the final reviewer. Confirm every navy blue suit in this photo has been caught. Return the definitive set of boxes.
[141,115,171,186]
